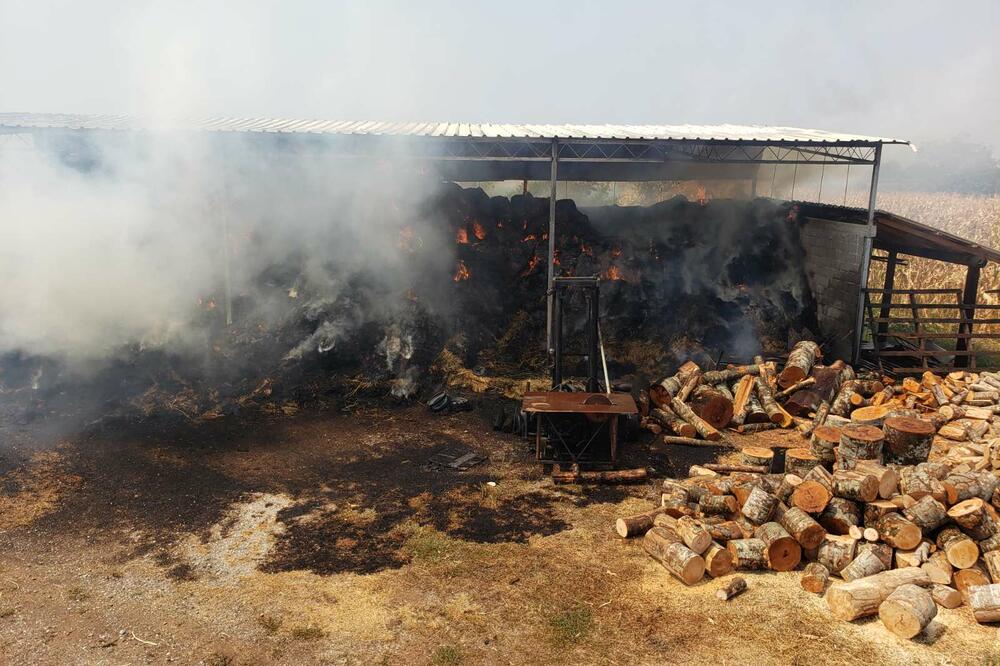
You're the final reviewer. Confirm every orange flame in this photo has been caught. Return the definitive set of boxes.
[580,242,593,256]
[611,246,622,258]
[695,185,708,206]
[522,234,537,242]
[605,265,622,281]
[473,221,486,241]
[456,228,469,244]
[397,225,416,251]
[453,260,470,282]
[520,254,541,277]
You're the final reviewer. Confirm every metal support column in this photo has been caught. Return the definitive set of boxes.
[851,144,882,365]
[545,139,558,353]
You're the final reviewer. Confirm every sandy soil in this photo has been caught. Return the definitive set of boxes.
[0,403,997,665]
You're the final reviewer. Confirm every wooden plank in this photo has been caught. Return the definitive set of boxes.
[890,333,1000,340]
[877,350,979,357]
[886,366,1000,375]
[867,304,1000,310]
[862,288,963,295]
[871,318,1000,325]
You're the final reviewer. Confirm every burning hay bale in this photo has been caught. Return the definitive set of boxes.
[624,346,1000,640]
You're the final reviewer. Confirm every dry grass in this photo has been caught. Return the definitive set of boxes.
[0,449,82,530]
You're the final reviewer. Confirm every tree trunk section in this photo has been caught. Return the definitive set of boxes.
[968,583,1000,623]
[840,549,886,582]
[826,568,931,620]
[741,486,778,525]
[833,470,880,503]
[817,534,857,574]
[818,497,861,536]
[756,375,792,427]
[699,494,738,516]
[753,522,802,571]
[642,527,705,585]
[689,385,734,431]
[707,520,745,543]
[779,506,827,549]
[726,538,768,570]
[948,498,999,541]
[704,541,735,578]
[936,527,980,569]
[902,496,948,532]
[858,542,894,570]
[878,584,937,638]
[882,416,936,465]
[785,448,821,478]
[791,480,833,514]
[809,425,841,466]
[741,447,774,469]
[615,507,665,538]
[839,424,885,461]
[650,406,698,438]
[801,562,830,594]
[931,584,963,609]
[876,512,922,550]
[670,397,722,441]
[921,551,954,585]
[779,341,821,389]
[715,576,748,600]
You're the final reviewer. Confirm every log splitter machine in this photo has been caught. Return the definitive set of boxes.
[521,276,637,469]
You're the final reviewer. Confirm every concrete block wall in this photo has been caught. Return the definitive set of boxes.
[798,217,868,362]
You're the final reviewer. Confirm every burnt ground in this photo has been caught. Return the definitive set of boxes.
[0,404,997,665]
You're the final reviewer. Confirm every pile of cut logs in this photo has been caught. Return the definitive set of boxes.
[623,344,1000,638]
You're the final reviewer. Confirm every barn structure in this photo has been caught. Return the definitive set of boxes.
[1,113,995,373]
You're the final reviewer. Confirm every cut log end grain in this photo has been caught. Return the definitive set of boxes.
[882,416,935,465]
[689,385,735,430]
[841,549,887,582]
[879,584,937,639]
[954,566,991,595]
[791,479,833,514]
[754,522,802,572]
[826,568,931,621]
[817,534,857,574]
[948,498,1000,541]
[801,562,830,594]
[851,405,892,427]
[715,576,748,601]
[936,527,980,570]
[968,583,1000,623]
[741,446,774,468]
[876,512,922,551]
[931,584,963,609]
[704,541,735,578]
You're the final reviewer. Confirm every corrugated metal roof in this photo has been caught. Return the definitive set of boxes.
[0,113,909,145]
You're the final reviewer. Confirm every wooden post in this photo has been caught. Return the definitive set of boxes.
[875,251,897,350]
[955,262,981,368]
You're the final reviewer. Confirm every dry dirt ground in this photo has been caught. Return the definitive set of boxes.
[1,403,998,665]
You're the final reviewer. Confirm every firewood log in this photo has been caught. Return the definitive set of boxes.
[784,448,821,478]
[650,406,698,438]
[936,527,980,569]
[661,488,693,517]
[740,486,778,525]
[876,512,922,550]
[776,376,815,400]
[850,405,892,427]
[809,425,840,465]
[778,341,821,389]
[981,532,1000,554]
[676,371,701,403]
[830,380,861,417]
[703,541,735,577]
[838,424,884,462]
[948,498,999,541]
[715,576,747,600]
[968,583,1000,622]
[785,362,844,417]
[689,385,734,430]
[938,423,969,442]
[983,549,1000,582]
[615,507,666,537]
[902,496,948,532]
[800,400,831,438]
[729,374,755,426]
[702,365,759,384]
[931,383,949,408]
[878,584,937,638]
[801,562,830,593]
[778,506,826,549]
[819,497,861,535]
[849,460,899,499]
[899,467,946,503]
[649,361,700,407]
[858,541,894,570]
[642,527,705,585]
[921,551,954,585]
[895,541,931,568]
[840,549,886,582]
[706,520,745,542]
[943,471,983,504]
[826,568,930,620]
[754,375,792,427]
[791,480,833,515]
[741,446,774,468]
[726,538,768,570]
[954,564,991,596]
[833,470,879,503]
[775,474,803,503]
[882,416,935,465]
[753,521,801,571]
[817,534,857,574]
[699,494,738,515]
[553,468,647,484]
[670,397,722,441]
[654,514,711,554]
[930,583,963,609]
[744,391,771,424]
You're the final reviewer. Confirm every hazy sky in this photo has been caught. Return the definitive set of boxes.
[0,1,997,149]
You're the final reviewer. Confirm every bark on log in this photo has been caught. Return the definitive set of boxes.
[741,447,774,468]
[704,541,735,577]
[755,363,793,427]
[902,496,948,532]
[826,568,931,620]
[702,365,759,384]
[615,507,666,538]
[700,494,738,516]
[839,424,885,462]
[707,520,745,543]
[833,470,880,503]
[553,468,647,484]
[809,425,841,465]
[754,521,802,571]
[948,498,999,541]
[922,551,954,585]
[661,488,693,517]
[849,460,899,500]
[653,514,712,554]
[776,376,816,400]
[779,341,821,389]
[779,506,827,549]
[800,401,831,438]
[715,576,748,600]
[983,549,1000,583]
[841,549,886,582]
[879,584,937,639]
[931,584,963,609]
[775,474,804,503]
[981,532,1000,554]
[876,512,922,550]
[858,542,894,570]
[660,435,725,448]
[726,538,768,570]
[899,467,946,503]
[785,448,821,478]
[650,407,698,438]
[736,422,780,434]
[670,397,723,441]
[676,371,701,403]
[831,381,861,417]
[649,361,700,407]
[741,486,779,525]
[954,564,991,595]
[819,497,862,535]
[882,416,936,465]
[689,385,734,431]
[817,534,857,574]
[703,463,768,474]
[642,527,705,585]
[968,583,1000,622]
[944,472,984,504]
[936,527,980,569]
[801,562,830,594]
[786,362,844,417]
